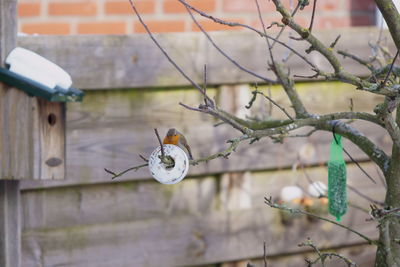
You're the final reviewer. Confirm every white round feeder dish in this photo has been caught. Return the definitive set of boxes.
[148,145,189,184]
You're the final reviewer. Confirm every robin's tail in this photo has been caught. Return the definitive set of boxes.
[183,143,194,160]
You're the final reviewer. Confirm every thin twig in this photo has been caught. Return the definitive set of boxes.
[128,0,213,106]
[347,184,384,206]
[267,86,273,117]
[349,98,354,112]
[154,128,165,158]
[271,1,301,48]
[299,238,358,266]
[376,167,387,189]
[285,128,318,138]
[254,0,274,65]
[178,0,318,71]
[105,164,148,180]
[308,0,318,33]
[203,64,208,106]
[183,2,276,84]
[264,197,378,245]
[329,34,341,49]
[263,241,268,267]
[342,147,376,184]
[337,50,375,71]
[253,90,294,121]
[139,154,149,162]
[381,50,399,88]
[188,135,248,164]
[293,73,319,79]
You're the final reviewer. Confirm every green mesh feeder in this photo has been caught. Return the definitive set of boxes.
[328,133,347,221]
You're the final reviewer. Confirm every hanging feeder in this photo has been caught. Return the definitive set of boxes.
[328,133,347,221]
[148,144,189,184]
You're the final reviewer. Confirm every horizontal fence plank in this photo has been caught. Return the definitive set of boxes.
[246,243,375,267]
[22,161,383,266]
[17,27,394,90]
[21,162,384,230]
[22,206,378,267]
[20,82,389,189]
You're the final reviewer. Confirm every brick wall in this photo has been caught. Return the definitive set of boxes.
[18,0,376,35]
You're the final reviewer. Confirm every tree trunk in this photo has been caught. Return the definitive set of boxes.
[375,108,400,267]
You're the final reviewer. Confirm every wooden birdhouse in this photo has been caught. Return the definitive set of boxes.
[0,46,84,180]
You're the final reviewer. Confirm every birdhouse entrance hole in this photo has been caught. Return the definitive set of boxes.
[48,113,56,125]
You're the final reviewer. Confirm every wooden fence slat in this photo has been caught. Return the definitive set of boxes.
[0,0,22,266]
[22,205,378,267]
[244,243,375,267]
[0,181,21,267]
[17,28,394,90]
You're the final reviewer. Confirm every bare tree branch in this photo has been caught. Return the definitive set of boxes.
[299,238,358,266]
[128,0,214,106]
[308,0,318,34]
[265,197,378,245]
[178,0,319,71]
[246,88,294,121]
[183,2,276,84]
[337,50,375,71]
[105,164,148,180]
[381,50,399,88]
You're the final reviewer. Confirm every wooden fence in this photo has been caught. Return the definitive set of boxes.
[18,27,393,266]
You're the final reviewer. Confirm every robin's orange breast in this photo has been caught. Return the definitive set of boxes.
[163,135,180,145]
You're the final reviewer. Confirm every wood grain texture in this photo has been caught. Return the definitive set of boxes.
[243,243,375,267]
[17,28,395,90]
[0,181,21,267]
[21,206,378,267]
[0,86,36,179]
[20,82,390,189]
[21,162,384,230]
[0,0,16,64]
[21,162,384,266]
[0,0,21,266]
[35,99,66,179]
[0,0,34,179]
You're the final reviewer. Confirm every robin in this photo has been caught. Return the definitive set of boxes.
[163,128,194,160]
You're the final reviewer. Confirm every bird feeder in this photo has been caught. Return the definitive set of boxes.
[148,145,189,184]
[0,47,84,180]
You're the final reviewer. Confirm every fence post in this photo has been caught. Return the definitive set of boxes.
[0,0,21,266]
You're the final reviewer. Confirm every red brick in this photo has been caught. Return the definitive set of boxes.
[49,2,97,16]
[164,0,215,14]
[105,0,154,15]
[191,19,244,31]
[77,22,126,34]
[18,2,40,17]
[21,22,71,35]
[134,20,184,33]
[314,0,341,12]
[223,0,275,13]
